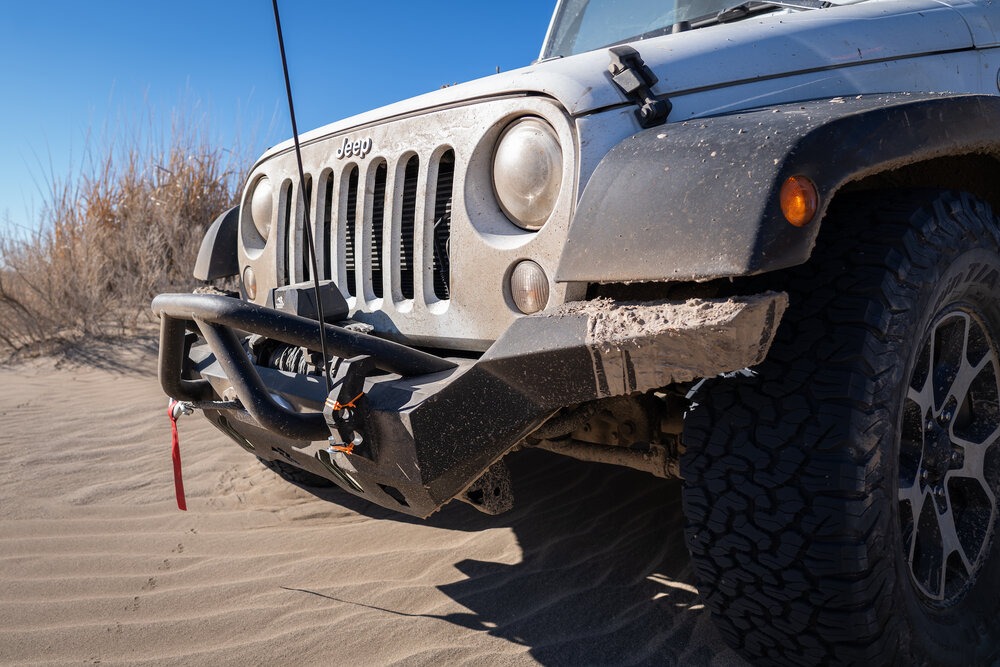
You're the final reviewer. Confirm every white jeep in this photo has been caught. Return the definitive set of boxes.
[154,0,1000,662]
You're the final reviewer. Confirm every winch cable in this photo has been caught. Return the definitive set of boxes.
[271,0,333,394]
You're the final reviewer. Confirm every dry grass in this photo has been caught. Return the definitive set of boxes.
[0,117,246,355]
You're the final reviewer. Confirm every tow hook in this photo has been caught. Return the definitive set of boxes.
[170,399,195,420]
[323,355,375,457]
[165,398,242,512]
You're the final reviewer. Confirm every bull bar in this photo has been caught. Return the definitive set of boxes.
[152,291,787,517]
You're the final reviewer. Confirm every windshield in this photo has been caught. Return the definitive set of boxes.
[543,0,789,58]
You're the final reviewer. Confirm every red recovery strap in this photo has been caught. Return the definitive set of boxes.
[168,401,187,511]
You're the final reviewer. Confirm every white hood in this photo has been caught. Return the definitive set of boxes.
[261,0,975,163]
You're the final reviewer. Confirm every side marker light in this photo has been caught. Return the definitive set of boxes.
[780,175,819,227]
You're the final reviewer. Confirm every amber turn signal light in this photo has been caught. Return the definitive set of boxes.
[780,175,819,227]
[243,266,257,300]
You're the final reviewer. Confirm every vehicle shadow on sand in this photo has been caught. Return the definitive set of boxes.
[300,449,747,666]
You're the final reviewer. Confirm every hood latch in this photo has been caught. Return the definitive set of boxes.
[608,45,671,129]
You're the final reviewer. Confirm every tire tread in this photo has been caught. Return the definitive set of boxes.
[682,190,1000,665]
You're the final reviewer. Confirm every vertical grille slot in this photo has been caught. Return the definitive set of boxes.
[370,162,387,299]
[301,176,312,281]
[281,180,293,286]
[344,166,359,297]
[399,156,419,300]
[321,172,333,280]
[432,150,454,300]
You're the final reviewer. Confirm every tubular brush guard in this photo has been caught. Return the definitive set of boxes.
[152,291,787,517]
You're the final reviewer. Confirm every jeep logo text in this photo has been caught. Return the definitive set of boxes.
[336,136,373,159]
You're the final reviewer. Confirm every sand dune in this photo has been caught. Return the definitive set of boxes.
[0,340,746,665]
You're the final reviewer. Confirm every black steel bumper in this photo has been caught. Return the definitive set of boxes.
[153,291,787,517]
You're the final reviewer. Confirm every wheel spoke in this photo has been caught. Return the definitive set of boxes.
[899,478,925,513]
[906,382,934,419]
[951,431,998,497]
[947,350,993,415]
[931,314,965,411]
[937,500,974,574]
[899,480,926,565]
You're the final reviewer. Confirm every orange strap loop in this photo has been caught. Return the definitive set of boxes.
[327,392,365,455]
[327,391,364,413]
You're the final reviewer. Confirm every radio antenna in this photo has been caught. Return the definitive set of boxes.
[271,0,333,393]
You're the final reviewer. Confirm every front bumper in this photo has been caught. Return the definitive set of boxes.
[153,291,787,517]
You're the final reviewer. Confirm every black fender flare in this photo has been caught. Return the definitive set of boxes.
[193,205,240,281]
[556,93,1000,283]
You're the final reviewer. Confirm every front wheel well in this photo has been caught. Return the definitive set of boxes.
[835,153,1000,216]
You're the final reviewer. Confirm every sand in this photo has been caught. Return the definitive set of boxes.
[0,338,746,666]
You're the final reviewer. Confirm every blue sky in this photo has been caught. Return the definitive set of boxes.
[0,1,555,233]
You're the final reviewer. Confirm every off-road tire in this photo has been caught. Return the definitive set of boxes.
[682,190,1000,665]
[258,456,335,488]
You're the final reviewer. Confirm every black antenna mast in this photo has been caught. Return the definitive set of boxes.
[271,0,333,393]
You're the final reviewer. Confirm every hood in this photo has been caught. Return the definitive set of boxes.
[261,0,973,163]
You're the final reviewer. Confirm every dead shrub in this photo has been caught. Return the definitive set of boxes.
[0,114,247,354]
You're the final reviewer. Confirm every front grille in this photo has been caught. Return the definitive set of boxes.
[284,149,453,305]
[250,95,572,350]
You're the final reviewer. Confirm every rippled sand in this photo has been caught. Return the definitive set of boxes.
[0,341,745,665]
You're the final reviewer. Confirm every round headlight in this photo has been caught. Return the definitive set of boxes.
[249,176,273,241]
[510,260,549,314]
[493,118,562,230]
